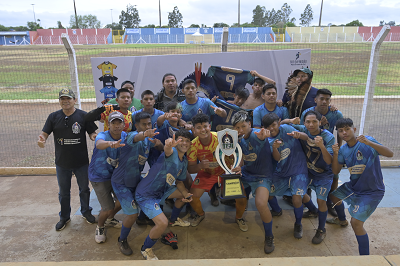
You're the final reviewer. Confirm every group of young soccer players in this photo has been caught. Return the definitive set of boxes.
[86,71,393,260]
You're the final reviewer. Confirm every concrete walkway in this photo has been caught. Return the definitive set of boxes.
[1,169,399,263]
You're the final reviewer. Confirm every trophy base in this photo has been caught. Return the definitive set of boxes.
[219,174,246,200]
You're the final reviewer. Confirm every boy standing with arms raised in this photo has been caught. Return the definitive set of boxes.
[329,118,393,255]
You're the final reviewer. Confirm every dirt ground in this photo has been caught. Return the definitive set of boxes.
[0,98,398,167]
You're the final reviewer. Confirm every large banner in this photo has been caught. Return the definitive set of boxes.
[91,49,311,107]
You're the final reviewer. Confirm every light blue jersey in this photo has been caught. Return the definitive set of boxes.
[239,128,274,180]
[300,106,343,134]
[111,131,155,188]
[293,125,335,179]
[253,104,289,128]
[268,124,308,178]
[135,147,188,201]
[337,136,384,196]
[181,97,217,122]
[156,120,180,145]
[131,108,164,131]
[89,131,127,182]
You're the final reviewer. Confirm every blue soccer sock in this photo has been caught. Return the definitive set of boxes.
[334,203,346,221]
[170,206,183,223]
[356,234,369,255]
[318,210,328,230]
[268,197,282,213]
[138,210,146,220]
[263,221,273,238]
[304,200,318,213]
[294,206,304,225]
[119,224,131,241]
[142,235,158,251]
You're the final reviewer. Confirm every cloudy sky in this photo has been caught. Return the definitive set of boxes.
[1,0,399,29]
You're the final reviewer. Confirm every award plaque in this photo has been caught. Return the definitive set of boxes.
[215,128,246,200]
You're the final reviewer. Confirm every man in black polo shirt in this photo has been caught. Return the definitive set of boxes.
[154,73,186,111]
[38,89,98,231]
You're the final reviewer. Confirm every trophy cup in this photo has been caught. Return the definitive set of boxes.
[215,128,246,200]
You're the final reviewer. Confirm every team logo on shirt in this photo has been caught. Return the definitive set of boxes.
[248,142,253,150]
[72,122,81,134]
[243,153,257,161]
[279,148,291,162]
[166,173,176,186]
[356,150,363,161]
[270,184,275,193]
[57,138,64,145]
[107,157,119,168]
[194,179,200,185]
[131,200,137,209]
[138,155,147,165]
[154,203,160,210]
[197,108,203,114]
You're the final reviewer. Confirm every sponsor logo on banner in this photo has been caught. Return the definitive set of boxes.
[290,51,308,66]
[185,28,199,34]
[243,28,257,33]
[214,28,224,33]
[155,28,169,34]
[126,29,140,34]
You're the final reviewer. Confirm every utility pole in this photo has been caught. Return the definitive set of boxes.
[110,9,113,24]
[31,4,36,23]
[73,0,79,29]
[319,0,323,27]
[159,0,161,27]
[238,0,240,27]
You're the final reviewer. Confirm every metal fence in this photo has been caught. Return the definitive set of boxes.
[0,40,399,167]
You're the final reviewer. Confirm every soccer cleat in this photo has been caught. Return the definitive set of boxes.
[105,218,122,228]
[141,247,159,260]
[303,210,318,218]
[190,214,205,227]
[169,217,190,227]
[161,232,178,249]
[95,226,106,243]
[236,218,249,232]
[294,223,303,239]
[271,209,283,217]
[326,217,348,227]
[264,236,275,254]
[55,218,70,231]
[208,191,219,207]
[327,203,338,217]
[117,237,133,256]
[312,228,326,244]
[82,213,96,224]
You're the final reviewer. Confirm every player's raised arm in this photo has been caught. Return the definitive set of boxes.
[272,139,282,161]
[133,128,159,143]
[250,70,276,85]
[331,143,342,175]
[357,135,394,158]
[287,131,308,141]
[164,134,181,157]
[210,105,227,118]
[96,139,125,150]
[315,136,333,165]
[37,132,49,148]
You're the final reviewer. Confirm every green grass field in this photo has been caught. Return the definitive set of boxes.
[1,42,399,100]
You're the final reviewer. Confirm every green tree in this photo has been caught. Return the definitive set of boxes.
[346,20,363,26]
[168,6,183,28]
[299,4,313,27]
[265,8,281,26]
[83,14,101,28]
[252,5,267,27]
[0,24,9,31]
[285,21,296,27]
[189,24,200,28]
[27,21,43,31]
[69,15,83,28]
[105,22,123,30]
[57,21,65,29]
[213,22,229,27]
[119,4,141,28]
[141,24,156,28]
[241,22,258,27]
[280,3,295,24]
